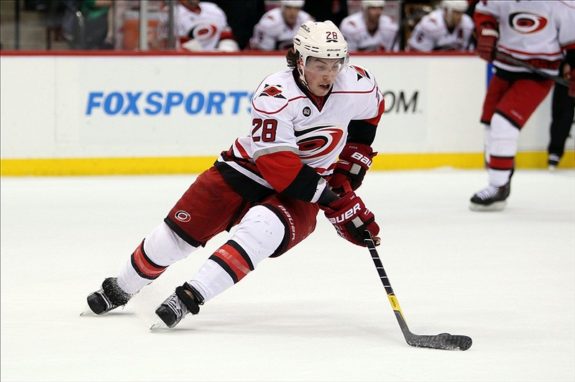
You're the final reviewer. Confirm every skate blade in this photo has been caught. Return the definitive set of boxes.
[149,322,171,331]
[80,304,99,316]
[469,200,507,212]
[80,305,129,317]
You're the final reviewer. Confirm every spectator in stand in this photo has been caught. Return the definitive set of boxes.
[155,0,239,52]
[303,0,348,26]
[211,0,266,50]
[548,59,575,170]
[249,0,313,51]
[407,0,474,52]
[340,0,399,52]
[62,0,113,49]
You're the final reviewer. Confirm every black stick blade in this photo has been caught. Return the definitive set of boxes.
[406,333,472,351]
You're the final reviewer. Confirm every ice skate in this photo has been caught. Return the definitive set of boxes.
[469,182,511,211]
[154,283,203,328]
[548,154,560,171]
[86,277,132,315]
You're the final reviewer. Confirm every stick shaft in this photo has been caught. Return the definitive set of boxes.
[364,235,413,340]
[495,51,569,87]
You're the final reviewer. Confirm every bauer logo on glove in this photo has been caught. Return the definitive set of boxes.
[323,191,380,247]
[327,202,362,223]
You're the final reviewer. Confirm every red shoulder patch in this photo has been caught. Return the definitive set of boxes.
[351,65,371,81]
[259,84,285,99]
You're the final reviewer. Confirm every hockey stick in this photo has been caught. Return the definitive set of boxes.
[364,232,472,351]
[495,51,569,87]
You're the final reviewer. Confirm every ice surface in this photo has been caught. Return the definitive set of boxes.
[1,170,574,382]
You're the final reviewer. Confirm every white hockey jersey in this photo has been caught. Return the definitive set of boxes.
[157,2,231,51]
[408,9,474,52]
[475,0,575,75]
[249,7,313,50]
[216,65,383,203]
[340,11,399,52]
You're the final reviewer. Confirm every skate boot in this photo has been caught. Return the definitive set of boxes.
[155,283,204,328]
[548,154,560,171]
[469,182,511,211]
[87,277,132,315]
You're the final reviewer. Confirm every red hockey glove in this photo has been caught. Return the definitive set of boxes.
[329,143,376,194]
[477,28,498,62]
[323,191,380,247]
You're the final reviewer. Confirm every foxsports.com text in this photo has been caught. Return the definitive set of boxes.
[85,90,419,116]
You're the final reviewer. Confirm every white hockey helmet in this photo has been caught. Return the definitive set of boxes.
[441,0,468,12]
[362,0,386,9]
[293,20,348,64]
[293,21,348,85]
[281,0,304,8]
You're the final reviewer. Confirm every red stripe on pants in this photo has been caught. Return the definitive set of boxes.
[212,243,251,282]
[489,156,514,170]
[132,242,166,279]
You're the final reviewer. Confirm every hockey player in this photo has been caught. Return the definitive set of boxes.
[87,20,383,329]
[407,0,474,52]
[547,59,575,170]
[470,1,575,211]
[340,0,399,52]
[249,0,313,51]
[155,0,239,52]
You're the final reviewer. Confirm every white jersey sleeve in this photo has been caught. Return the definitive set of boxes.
[556,1,575,49]
[340,65,384,121]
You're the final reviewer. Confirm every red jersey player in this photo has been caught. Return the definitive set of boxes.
[470,0,575,211]
[86,20,384,328]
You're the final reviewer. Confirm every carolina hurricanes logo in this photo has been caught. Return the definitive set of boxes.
[175,210,191,223]
[295,126,344,160]
[188,23,218,41]
[508,12,547,34]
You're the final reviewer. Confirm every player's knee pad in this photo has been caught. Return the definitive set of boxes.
[231,205,286,267]
[144,222,198,266]
[489,113,520,156]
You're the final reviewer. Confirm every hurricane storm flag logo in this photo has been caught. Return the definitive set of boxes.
[351,65,371,81]
[508,12,547,34]
[259,84,285,99]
